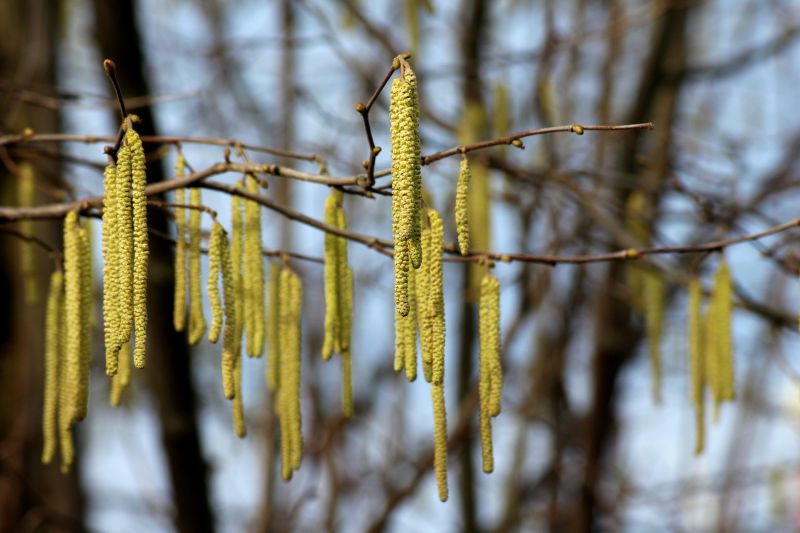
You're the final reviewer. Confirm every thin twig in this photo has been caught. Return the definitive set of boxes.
[103,59,127,120]
[355,60,400,186]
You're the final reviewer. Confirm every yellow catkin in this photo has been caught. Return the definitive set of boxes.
[114,143,134,351]
[102,161,119,375]
[266,263,281,390]
[455,157,471,256]
[42,270,63,464]
[688,278,705,454]
[244,174,265,357]
[231,189,245,357]
[279,268,303,479]
[713,261,735,401]
[479,273,501,472]
[322,190,342,360]
[207,222,224,343]
[644,270,665,405]
[63,212,82,422]
[187,188,206,345]
[109,341,131,407]
[232,354,247,438]
[403,264,418,381]
[128,128,149,368]
[426,210,445,386]
[432,382,448,501]
[702,303,720,420]
[394,239,411,317]
[342,348,353,418]
[220,226,238,400]
[390,61,422,315]
[458,102,490,295]
[417,223,434,383]
[18,163,38,302]
[75,225,91,421]
[173,154,187,332]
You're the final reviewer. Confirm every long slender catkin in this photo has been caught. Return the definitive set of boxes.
[644,270,665,404]
[173,154,187,332]
[279,268,303,479]
[688,278,705,454]
[187,188,205,345]
[109,342,131,407]
[42,270,63,464]
[390,61,422,316]
[479,273,501,472]
[127,128,148,368]
[231,188,245,356]
[713,260,735,401]
[114,143,134,351]
[455,156,471,256]
[75,225,91,421]
[244,174,265,357]
[63,212,82,424]
[426,210,445,386]
[220,223,238,401]
[102,161,120,374]
[232,354,247,438]
[266,263,281,390]
[322,190,342,360]
[207,222,224,343]
[432,382,448,501]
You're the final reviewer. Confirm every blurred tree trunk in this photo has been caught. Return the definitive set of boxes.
[0,0,85,530]
[91,1,215,532]
[576,2,691,530]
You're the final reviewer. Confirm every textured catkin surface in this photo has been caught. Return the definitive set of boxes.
[172,154,187,332]
[127,129,149,368]
[187,188,206,345]
[42,270,63,464]
[102,161,119,374]
[479,273,501,472]
[456,157,471,256]
[207,222,224,343]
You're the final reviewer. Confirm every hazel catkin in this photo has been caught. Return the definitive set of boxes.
[478,272,502,472]
[688,278,705,454]
[322,190,343,361]
[127,128,149,369]
[42,270,63,464]
[113,143,134,352]
[266,263,281,390]
[278,267,303,479]
[207,222,224,343]
[109,342,131,407]
[102,161,119,375]
[432,382,448,501]
[455,156,471,256]
[187,188,206,345]
[244,174,265,357]
[173,154,188,332]
[220,223,239,401]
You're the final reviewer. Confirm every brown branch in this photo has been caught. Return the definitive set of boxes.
[0,225,62,266]
[103,59,127,120]
[420,122,655,165]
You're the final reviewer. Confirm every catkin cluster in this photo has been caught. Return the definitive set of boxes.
[49,212,93,472]
[102,125,148,375]
[686,259,736,454]
[478,273,502,473]
[322,189,354,417]
[390,61,422,317]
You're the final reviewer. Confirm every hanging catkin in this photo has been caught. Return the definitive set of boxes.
[173,154,188,332]
[231,187,245,356]
[75,224,91,421]
[187,188,206,345]
[390,59,422,316]
[416,221,433,382]
[109,342,131,407]
[102,161,120,375]
[232,355,247,438]
[127,128,148,368]
[688,278,705,454]
[42,270,63,464]
[244,174,265,357]
[207,222,224,343]
[279,267,303,480]
[220,222,238,401]
[63,212,82,421]
[322,190,343,360]
[713,260,735,402]
[644,270,665,404]
[432,382,448,501]
[455,157,471,256]
[479,273,501,473]
[113,143,134,351]
[266,263,281,390]
[426,210,445,385]
[18,163,38,302]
